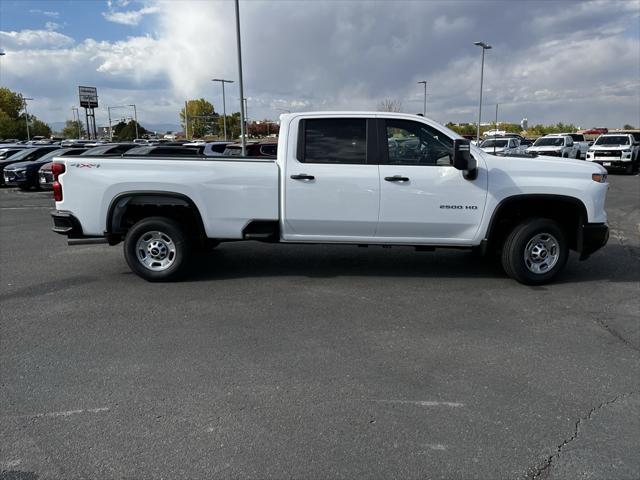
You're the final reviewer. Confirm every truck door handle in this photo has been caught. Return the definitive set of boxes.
[384,175,410,182]
[290,174,315,180]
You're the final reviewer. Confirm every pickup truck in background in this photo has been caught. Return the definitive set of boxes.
[50,112,609,285]
[478,137,526,156]
[586,133,640,174]
[559,133,590,159]
[526,134,581,159]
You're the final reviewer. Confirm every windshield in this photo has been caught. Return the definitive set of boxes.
[480,139,508,148]
[534,137,564,147]
[595,136,630,146]
[4,148,36,161]
[38,148,75,162]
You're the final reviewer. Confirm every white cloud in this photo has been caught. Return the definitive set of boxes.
[29,9,60,18]
[45,22,61,31]
[102,5,160,26]
[0,29,74,49]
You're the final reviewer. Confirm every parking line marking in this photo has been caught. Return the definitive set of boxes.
[0,206,52,210]
[372,400,464,407]
[6,407,111,419]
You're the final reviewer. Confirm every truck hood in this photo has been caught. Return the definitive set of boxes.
[526,145,563,152]
[480,150,606,175]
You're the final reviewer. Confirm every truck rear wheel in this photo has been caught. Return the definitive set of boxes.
[124,217,191,282]
[501,218,568,285]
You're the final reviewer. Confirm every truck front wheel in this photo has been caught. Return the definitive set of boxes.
[501,218,568,285]
[124,217,191,282]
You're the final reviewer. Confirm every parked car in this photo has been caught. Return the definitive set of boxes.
[51,112,609,285]
[586,133,640,174]
[478,137,525,156]
[0,146,61,186]
[123,145,204,157]
[5,148,85,190]
[526,135,580,158]
[60,139,95,147]
[202,141,234,156]
[223,141,278,157]
[80,144,139,156]
[0,147,27,162]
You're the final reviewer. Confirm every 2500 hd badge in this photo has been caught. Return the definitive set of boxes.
[440,205,478,210]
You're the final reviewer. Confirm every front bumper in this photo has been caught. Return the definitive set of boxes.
[3,171,26,186]
[588,158,631,169]
[577,223,609,260]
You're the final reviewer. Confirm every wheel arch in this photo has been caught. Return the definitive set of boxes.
[106,191,207,240]
[484,194,588,252]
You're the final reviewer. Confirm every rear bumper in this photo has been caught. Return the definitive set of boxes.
[578,223,609,260]
[51,210,86,238]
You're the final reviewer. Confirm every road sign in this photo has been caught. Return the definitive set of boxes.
[79,86,98,108]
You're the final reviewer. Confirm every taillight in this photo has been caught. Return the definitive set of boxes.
[52,162,65,180]
[53,181,62,201]
[52,163,65,201]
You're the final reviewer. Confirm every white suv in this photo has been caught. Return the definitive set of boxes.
[526,134,580,159]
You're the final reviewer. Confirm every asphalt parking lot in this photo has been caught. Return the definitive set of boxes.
[1,175,639,480]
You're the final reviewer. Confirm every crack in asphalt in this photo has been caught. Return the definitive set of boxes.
[596,317,640,353]
[527,391,640,479]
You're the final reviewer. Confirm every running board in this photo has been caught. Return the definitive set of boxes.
[67,238,109,246]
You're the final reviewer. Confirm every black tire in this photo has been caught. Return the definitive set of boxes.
[124,216,191,282]
[18,184,30,191]
[624,161,634,175]
[575,150,581,159]
[501,218,568,285]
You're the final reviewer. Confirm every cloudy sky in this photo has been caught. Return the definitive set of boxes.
[1,0,639,131]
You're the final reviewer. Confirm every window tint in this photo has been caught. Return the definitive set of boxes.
[385,119,453,166]
[301,118,367,164]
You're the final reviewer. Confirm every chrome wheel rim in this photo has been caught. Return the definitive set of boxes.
[524,233,560,274]
[135,231,176,271]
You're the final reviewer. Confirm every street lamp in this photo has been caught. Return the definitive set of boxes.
[107,105,129,141]
[23,97,33,141]
[474,41,492,143]
[234,0,247,155]
[71,107,81,138]
[129,104,139,139]
[417,80,427,116]
[212,78,234,140]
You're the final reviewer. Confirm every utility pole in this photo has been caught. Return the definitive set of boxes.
[108,106,113,141]
[417,81,427,116]
[474,41,492,143]
[234,0,246,155]
[212,79,234,140]
[243,97,249,138]
[23,97,33,141]
[129,104,139,139]
[184,100,189,140]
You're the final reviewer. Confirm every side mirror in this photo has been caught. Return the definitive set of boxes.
[452,139,477,179]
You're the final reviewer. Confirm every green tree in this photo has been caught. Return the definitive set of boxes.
[180,99,218,139]
[60,119,86,139]
[0,87,24,119]
[114,120,147,141]
[623,124,636,130]
[0,87,51,140]
[217,112,241,140]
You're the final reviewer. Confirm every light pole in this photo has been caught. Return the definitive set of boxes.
[23,97,33,141]
[129,104,139,139]
[72,107,81,138]
[474,41,492,143]
[107,105,129,141]
[417,81,427,116]
[243,97,249,137]
[212,78,234,140]
[234,0,246,155]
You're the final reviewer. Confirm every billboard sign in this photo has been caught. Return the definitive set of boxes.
[79,86,98,108]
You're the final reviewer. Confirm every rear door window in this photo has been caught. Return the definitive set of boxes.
[298,118,367,164]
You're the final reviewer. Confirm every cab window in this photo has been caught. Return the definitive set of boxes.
[384,119,453,166]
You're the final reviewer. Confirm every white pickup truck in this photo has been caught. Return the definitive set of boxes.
[526,134,581,159]
[586,133,640,174]
[50,112,610,285]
